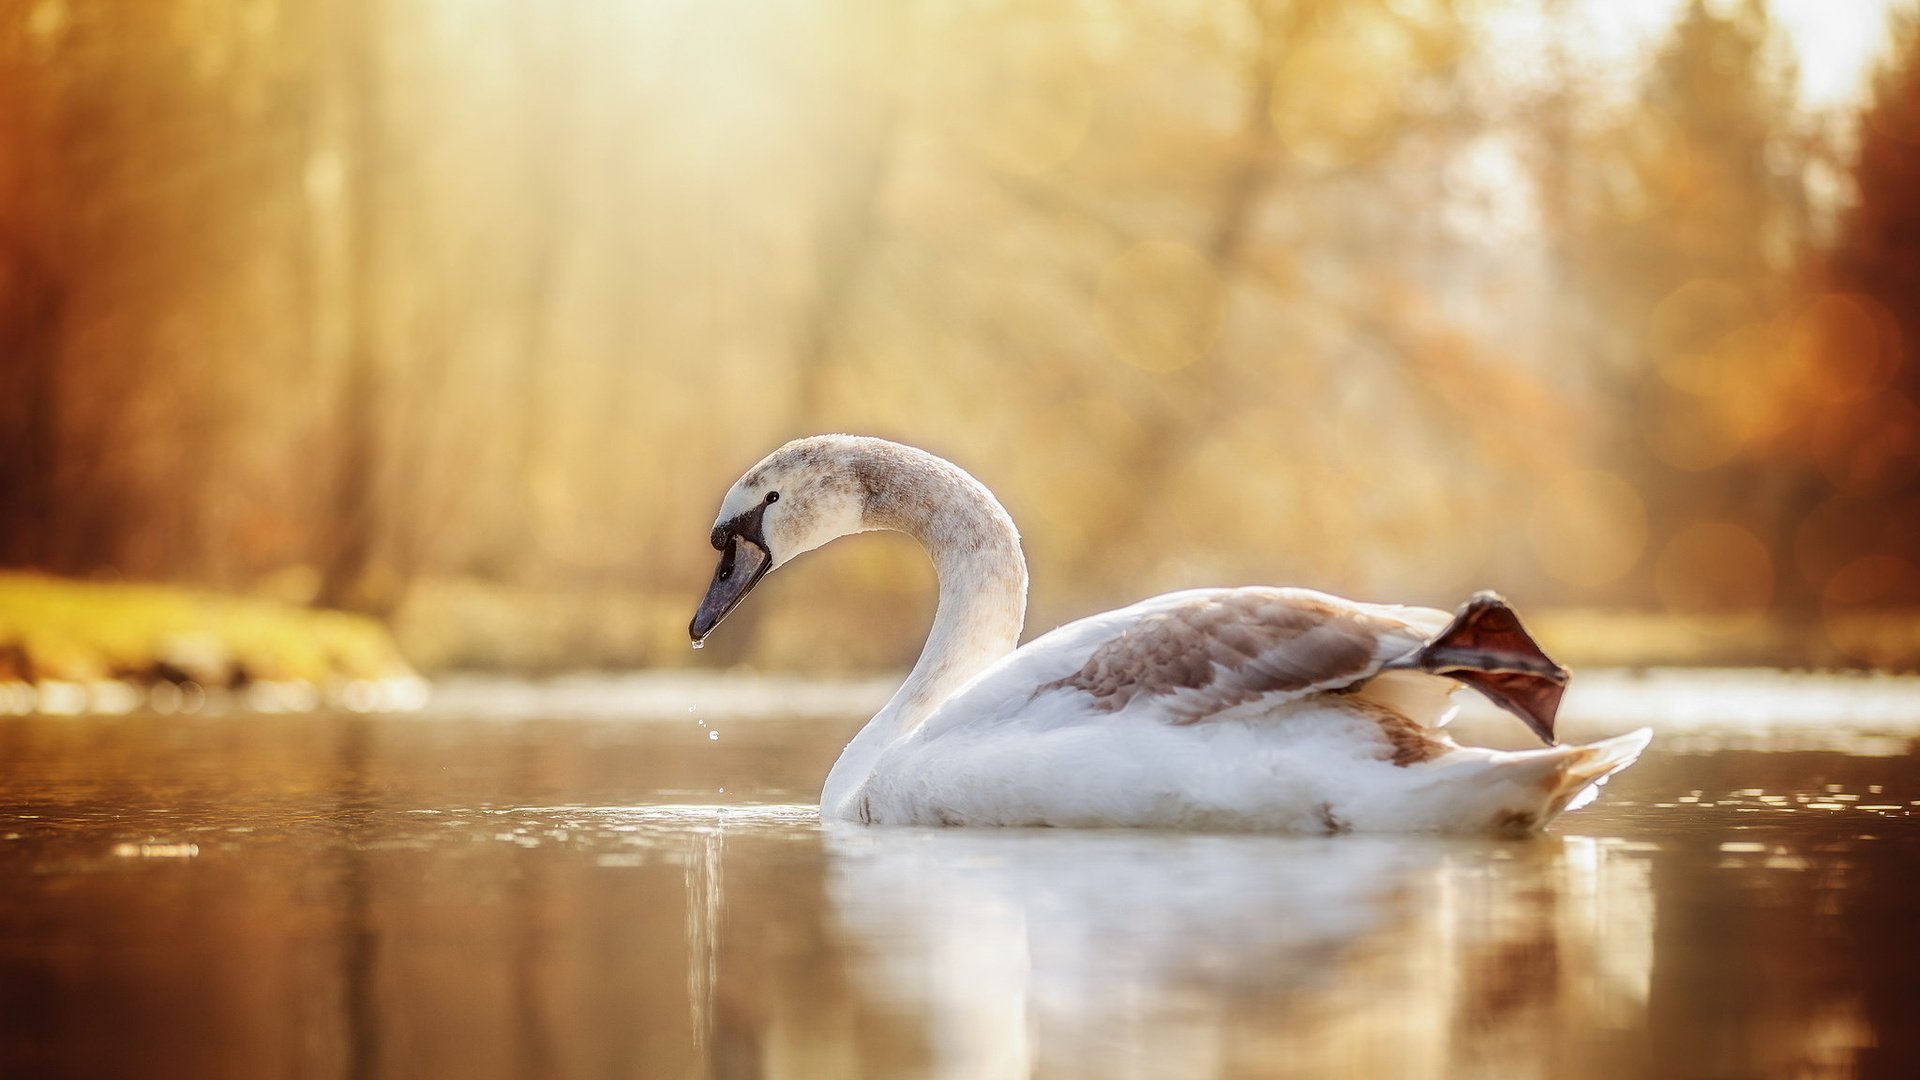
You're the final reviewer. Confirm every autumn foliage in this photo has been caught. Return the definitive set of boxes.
[0,1,1914,671]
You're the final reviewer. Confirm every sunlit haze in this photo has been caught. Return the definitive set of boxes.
[2,0,1918,675]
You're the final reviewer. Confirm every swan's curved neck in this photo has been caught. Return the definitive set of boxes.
[821,446,1027,815]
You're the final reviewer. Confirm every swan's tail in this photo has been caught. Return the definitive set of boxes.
[1402,591,1569,745]
[1355,727,1650,833]
[1484,728,1653,833]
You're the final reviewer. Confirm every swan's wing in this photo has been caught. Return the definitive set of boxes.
[1035,588,1438,724]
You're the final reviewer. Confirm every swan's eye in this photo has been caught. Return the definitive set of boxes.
[765,491,779,504]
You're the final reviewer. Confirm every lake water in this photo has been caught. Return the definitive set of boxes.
[2,670,1917,1079]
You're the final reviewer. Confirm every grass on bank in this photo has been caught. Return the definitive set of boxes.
[0,572,415,688]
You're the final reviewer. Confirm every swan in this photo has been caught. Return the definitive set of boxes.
[689,435,1649,833]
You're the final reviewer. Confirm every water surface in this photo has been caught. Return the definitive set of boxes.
[2,671,1917,1079]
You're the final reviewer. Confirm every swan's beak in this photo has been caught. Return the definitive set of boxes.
[690,536,772,645]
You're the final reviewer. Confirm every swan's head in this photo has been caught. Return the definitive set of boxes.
[689,436,872,645]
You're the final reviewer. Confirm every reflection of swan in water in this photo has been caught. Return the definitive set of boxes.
[823,825,1467,1078]
[823,827,1663,1078]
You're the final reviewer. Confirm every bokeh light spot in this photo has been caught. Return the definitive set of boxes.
[1823,552,1918,608]
[1269,25,1410,170]
[1527,470,1647,590]
[1648,278,1753,393]
[1641,386,1744,471]
[1655,521,1773,622]
[1097,241,1224,374]
[1821,554,1920,665]
[26,0,69,52]
[943,14,1094,176]
[1589,107,1692,222]
[1786,292,1905,404]
[1794,494,1883,587]
[1812,392,1920,495]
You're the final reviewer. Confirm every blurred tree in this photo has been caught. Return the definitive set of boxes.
[314,0,390,613]
[0,1,1911,671]
[0,241,63,570]
[1541,0,1817,614]
[1838,20,1920,343]
[1807,15,1920,610]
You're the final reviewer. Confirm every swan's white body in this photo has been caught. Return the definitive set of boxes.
[693,436,1649,834]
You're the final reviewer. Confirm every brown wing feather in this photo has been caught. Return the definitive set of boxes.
[1038,590,1424,723]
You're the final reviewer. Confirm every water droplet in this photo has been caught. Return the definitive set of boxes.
[691,639,705,650]
[708,731,719,741]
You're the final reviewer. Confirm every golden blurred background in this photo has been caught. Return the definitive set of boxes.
[1,0,1917,678]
